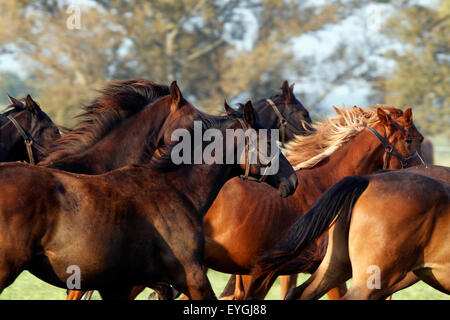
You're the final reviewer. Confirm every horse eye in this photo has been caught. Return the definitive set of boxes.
[406,139,412,145]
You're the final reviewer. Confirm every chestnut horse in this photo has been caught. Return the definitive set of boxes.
[0,82,297,299]
[271,167,449,299]
[201,105,424,300]
[1,94,60,163]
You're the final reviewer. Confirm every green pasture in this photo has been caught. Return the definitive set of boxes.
[1,138,449,300]
[1,270,448,300]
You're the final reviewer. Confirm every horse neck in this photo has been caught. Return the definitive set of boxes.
[255,101,279,131]
[169,163,237,216]
[162,117,240,215]
[0,112,29,162]
[43,105,169,173]
[294,128,385,203]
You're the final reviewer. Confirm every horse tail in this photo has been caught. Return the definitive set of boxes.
[252,175,370,292]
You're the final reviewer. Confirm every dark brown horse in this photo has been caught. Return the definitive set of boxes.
[44,79,308,300]
[200,105,424,300]
[0,94,60,163]
[268,167,449,299]
[0,82,297,300]
[40,79,170,172]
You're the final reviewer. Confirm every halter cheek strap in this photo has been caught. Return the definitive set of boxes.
[266,99,305,147]
[367,126,425,169]
[6,115,47,165]
[236,118,278,183]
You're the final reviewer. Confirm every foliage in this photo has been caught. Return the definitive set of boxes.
[379,1,450,137]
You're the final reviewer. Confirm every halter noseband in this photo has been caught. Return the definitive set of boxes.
[367,126,425,169]
[6,114,47,165]
[266,99,304,147]
[236,118,279,183]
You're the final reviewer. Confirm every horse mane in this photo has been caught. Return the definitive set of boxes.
[41,79,169,164]
[285,105,403,170]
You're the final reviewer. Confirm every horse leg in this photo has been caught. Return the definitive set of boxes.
[325,283,347,300]
[285,222,352,300]
[66,289,86,300]
[280,275,297,299]
[219,274,236,300]
[0,264,18,295]
[147,283,180,300]
[179,263,216,300]
[414,267,450,295]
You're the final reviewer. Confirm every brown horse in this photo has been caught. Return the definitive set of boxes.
[40,79,170,172]
[1,94,60,163]
[52,79,309,300]
[269,167,449,299]
[0,82,297,299]
[200,105,424,300]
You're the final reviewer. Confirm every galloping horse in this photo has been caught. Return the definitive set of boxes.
[201,105,424,300]
[40,79,171,172]
[0,82,297,299]
[42,79,309,300]
[268,167,449,299]
[1,94,60,163]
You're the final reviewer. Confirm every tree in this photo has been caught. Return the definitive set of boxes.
[379,1,450,137]
[0,0,343,125]
[0,72,34,107]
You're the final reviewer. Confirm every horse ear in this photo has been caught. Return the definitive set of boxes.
[332,105,342,115]
[7,94,22,106]
[169,81,183,110]
[224,99,237,116]
[404,107,413,125]
[289,83,295,91]
[281,80,292,100]
[377,108,391,127]
[25,95,41,115]
[243,100,255,126]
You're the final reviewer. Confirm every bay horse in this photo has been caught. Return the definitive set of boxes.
[201,105,424,300]
[40,79,308,300]
[271,167,449,299]
[41,79,311,174]
[39,79,170,172]
[0,81,297,300]
[0,94,60,164]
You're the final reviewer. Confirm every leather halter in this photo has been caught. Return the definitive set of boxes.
[367,126,425,169]
[236,118,279,183]
[266,98,304,147]
[6,114,47,164]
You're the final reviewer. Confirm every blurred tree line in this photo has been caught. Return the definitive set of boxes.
[0,0,448,138]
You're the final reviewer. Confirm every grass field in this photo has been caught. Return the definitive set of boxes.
[1,137,449,300]
[1,270,448,300]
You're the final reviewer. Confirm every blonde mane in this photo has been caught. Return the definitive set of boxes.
[285,105,396,170]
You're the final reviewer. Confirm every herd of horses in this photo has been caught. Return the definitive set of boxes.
[0,79,448,300]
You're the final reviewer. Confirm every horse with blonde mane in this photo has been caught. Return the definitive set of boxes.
[201,105,424,300]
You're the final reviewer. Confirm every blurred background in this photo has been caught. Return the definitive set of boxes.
[0,0,449,159]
